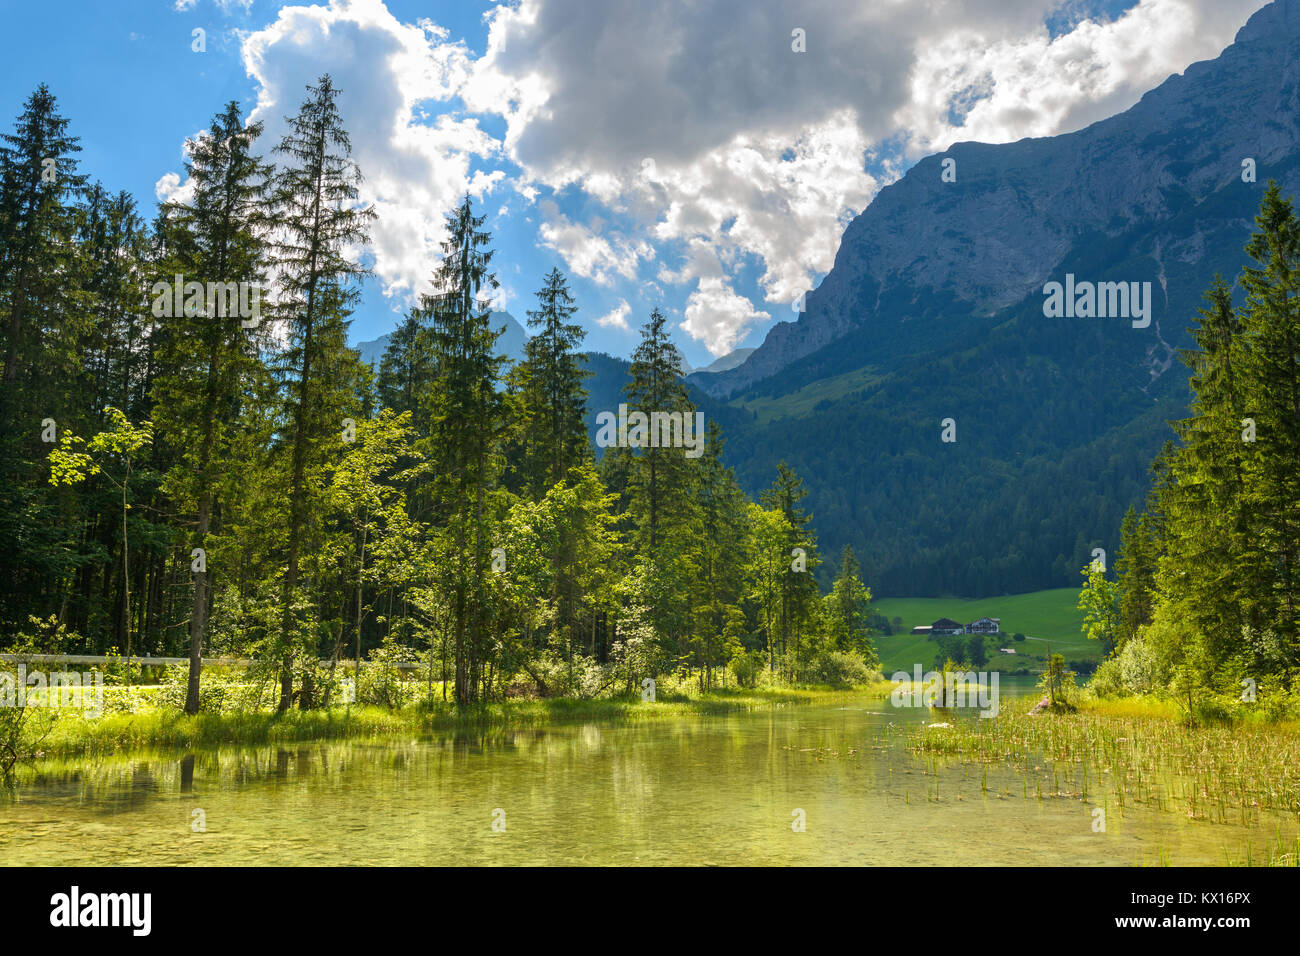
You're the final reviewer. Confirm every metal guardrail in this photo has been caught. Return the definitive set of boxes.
[0,653,247,666]
[0,653,429,670]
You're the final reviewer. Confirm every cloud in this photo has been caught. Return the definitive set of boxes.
[156,0,1265,356]
[466,0,1262,354]
[154,170,189,204]
[595,299,632,331]
[174,0,254,12]
[680,277,770,356]
[536,202,653,286]
[894,0,1266,156]
[227,0,502,305]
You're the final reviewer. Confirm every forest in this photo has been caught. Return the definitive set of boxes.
[0,78,880,713]
[1080,182,1300,715]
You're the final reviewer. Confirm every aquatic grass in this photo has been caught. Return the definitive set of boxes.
[25,683,893,760]
[35,706,413,758]
[1225,828,1300,866]
[892,705,1300,821]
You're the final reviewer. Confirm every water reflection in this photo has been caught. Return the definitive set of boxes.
[0,697,1295,866]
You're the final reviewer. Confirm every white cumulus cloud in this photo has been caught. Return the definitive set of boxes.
[595,299,632,331]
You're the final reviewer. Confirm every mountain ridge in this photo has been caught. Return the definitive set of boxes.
[693,0,1300,399]
[690,0,1300,596]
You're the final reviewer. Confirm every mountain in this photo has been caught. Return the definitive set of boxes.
[698,347,756,374]
[678,346,754,375]
[687,0,1300,597]
[354,311,528,369]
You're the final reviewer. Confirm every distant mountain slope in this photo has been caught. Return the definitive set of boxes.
[678,346,754,375]
[694,0,1300,399]
[698,347,755,374]
[688,0,1300,596]
[354,311,528,369]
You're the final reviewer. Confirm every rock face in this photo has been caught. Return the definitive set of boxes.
[693,0,1300,398]
[676,0,1300,598]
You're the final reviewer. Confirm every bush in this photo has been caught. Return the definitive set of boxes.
[1257,679,1300,722]
[729,651,763,689]
[157,664,258,714]
[1013,632,1026,642]
[1,617,74,781]
[1117,632,1168,696]
[358,637,420,708]
[806,649,875,689]
[1086,657,1126,698]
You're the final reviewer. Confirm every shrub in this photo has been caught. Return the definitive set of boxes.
[358,637,419,708]
[1086,656,1125,698]
[157,664,257,714]
[1117,632,1168,696]
[729,651,763,689]
[806,649,875,689]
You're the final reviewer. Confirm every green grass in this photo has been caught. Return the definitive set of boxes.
[895,697,1300,825]
[23,683,895,760]
[730,365,882,425]
[873,588,1095,674]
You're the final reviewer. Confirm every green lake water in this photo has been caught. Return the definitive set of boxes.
[2,693,1295,866]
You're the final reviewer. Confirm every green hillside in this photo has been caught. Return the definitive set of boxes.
[872,588,1098,675]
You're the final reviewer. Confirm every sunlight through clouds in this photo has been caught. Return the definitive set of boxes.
[154,0,1266,356]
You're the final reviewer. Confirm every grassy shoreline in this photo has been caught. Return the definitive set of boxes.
[896,693,1300,821]
[27,683,895,761]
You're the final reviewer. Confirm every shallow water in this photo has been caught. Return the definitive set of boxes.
[1,695,1294,866]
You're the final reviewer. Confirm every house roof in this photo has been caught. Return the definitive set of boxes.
[931,618,963,628]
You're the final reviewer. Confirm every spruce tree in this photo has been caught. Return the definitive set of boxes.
[513,267,590,495]
[0,85,88,631]
[152,101,272,714]
[421,195,505,703]
[761,461,819,679]
[269,75,374,710]
[688,420,748,688]
[376,311,434,420]
[624,307,695,553]
[1237,183,1300,669]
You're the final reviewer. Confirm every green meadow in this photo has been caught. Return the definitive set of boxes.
[872,588,1096,674]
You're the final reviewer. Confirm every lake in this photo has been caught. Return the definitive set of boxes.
[1,689,1293,865]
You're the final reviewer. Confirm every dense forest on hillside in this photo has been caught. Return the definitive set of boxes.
[1086,183,1300,707]
[699,155,1300,600]
[0,80,882,710]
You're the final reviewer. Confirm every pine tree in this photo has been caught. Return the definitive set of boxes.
[1237,182,1300,669]
[152,101,272,714]
[512,267,590,495]
[421,195,505,704]
[269,75,374,710]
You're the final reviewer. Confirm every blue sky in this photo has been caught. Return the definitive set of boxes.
[0,0,1265,364]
